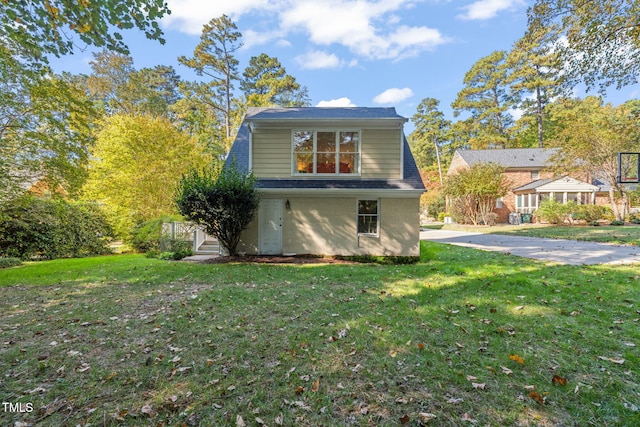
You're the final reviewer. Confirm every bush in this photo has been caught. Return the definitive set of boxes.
[535,200,575,224]
[571,204,609,223]
[610,220,625,226]
[437,212,447,222]
[0,257,22,268]
[130,215,184,252]
[0,196,113,260]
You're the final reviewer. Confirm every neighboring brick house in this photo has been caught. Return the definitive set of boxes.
[447,148,611,223]
[224,107,425,256]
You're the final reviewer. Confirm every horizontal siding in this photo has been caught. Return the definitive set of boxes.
[361,129,401,179]
[252,128,291,177]
[250,127,402,179]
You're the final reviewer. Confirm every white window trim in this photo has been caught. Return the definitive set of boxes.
[357,198,380,237]
[291,129,361,176]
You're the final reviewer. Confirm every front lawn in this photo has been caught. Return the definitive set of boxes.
[1,245,638,426]
[437,223,640,247]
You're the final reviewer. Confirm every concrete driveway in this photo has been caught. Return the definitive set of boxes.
[420,229,640,266]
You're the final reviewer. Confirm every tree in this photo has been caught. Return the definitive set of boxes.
[528,0,640,91]
[241,54,311,107]
[547,96,639,220]
[444,163,510,225]
[452,51,515,149]
[409,98,451,185]
[82,114,211,238]
[178,15,242,149]
[87,50,181,116]
[0,0,169,65]
[506,23,566,147]
[175,164,260,256]
[1,52,97,203]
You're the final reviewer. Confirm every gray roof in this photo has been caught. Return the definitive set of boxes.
[226,108,424,192]
[454,148,558,168]
[512,177,556,192]
[245,106,407,122]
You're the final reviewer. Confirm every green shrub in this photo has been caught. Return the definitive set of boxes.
[572,204,609,223]
[535,200,575,224]
[0,196,113,260]
[0,257,22,268]
[437,212,447,222]
[130,215,184,252]
[610,220,625,226]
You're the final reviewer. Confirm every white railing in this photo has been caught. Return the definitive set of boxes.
[162,221,219,253]
[193,227,207,252]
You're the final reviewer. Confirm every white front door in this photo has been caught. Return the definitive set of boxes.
[259,199,283,255]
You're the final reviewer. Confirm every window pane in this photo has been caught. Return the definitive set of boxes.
[316,132,336,152]
[295,153,313,174]
[358,200,377,215]
[340,132,358,153]
[316,152,336,173]
[358,215,378,234]
[294,131,313,152]
[339,153,356,173]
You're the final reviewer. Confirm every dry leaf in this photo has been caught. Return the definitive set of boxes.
[461,413,477,423]
[515,306,524,311]
[295,386,304,395]
[528,392,545,405]
[472,382,486,390]
[395,397,409,404]
[501,366,513,375]
[236,414,246,427]
[389,350,397,358]
[552,375,567,386]
[312,378,320,392]
[417,342,425,350]
[509,354,525,364]
[466,375,477,381]
[598,356,625,364]
[255,417,265,425]
[418,412,437,423]
[399,414,410,424]
[275,414,283,425]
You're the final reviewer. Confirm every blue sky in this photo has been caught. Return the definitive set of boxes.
[49,0,640,124]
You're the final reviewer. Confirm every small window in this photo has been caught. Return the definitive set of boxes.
[357,199,379,235]
[495,197,504,209]
[531,170,540,180]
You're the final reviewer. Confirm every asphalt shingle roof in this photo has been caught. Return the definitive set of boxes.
[245,106,407,121]
[455,148,558,168]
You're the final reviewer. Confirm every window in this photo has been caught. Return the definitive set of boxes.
[357,199,379,235]
[293,130,360,175]
[495,197,504,209]
[531,170,540,180]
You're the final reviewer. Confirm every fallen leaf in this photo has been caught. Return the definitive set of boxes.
[255,417,265,425]
[552,375,567,386]
[515,306,524,311]
[528,392,545,405]
[389,350,397,358]
[236,414,246,427]
[501,366,513,375]
[295,386,304,395]
[418,412,437,423]
[461,412,477,423]
[141,405,155,417]
[598,356,625,364]
[312,378,320,392]
[275,414,283,425]
[509,354,525,364]
[472,382,486,390]
[466,375,477,381]
[399,414,410,424]
[395,397,409,404]
[417,342,425,350]
[447,397,464,404]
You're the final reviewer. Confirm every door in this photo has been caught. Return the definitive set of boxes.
[259,199,283,255]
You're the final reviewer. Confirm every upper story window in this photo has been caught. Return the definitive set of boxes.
[293,130,360,175]
[531,170,540,180]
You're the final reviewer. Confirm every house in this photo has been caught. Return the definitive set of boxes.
[225,107,425,256]
[447,148,612,223]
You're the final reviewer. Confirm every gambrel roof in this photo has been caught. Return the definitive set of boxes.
[227,107,425,193]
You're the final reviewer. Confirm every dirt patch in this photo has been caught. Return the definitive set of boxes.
[200,254,357,265]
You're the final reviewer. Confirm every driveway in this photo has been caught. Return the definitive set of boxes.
[420,229,640,265]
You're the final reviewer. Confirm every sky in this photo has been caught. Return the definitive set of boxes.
[49,0,640,126]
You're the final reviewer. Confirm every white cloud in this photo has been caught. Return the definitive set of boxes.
[373,87,414,104]
[295,50,342,70]
[281,0,446,59]
[458,0,524,20]
[163,0,278,34]
[316,97,357,107]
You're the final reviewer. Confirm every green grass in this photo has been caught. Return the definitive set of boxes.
[438,223,640,246]
[1,246,639,426]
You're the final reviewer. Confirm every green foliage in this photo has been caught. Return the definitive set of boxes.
[610,220,626,226]
[571,204,610,223]
[241,53,311,107]
[175,163,260,256]
[0,0,169,64]
[130,215,184,252]
[0,257,22,268]
[82,114,211,239]
[444,163,510,225]
[0,196,113,260]
[535,199,575,224]
[409,97,451,175]
[529,0,640,91]
[339,255,420,265]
